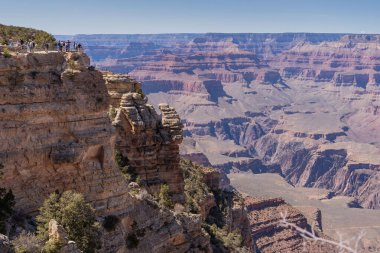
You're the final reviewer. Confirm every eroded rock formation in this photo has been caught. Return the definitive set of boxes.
[0,52,129,215]
[0,53,211,252]
[104,72,185,202]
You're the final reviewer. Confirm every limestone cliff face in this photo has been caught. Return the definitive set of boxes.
[104,72,185,202]
[0,52,130,215]
[0,51,339,253]
[0,53,211,252]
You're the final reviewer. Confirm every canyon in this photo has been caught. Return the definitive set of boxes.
[0,25,379,252]
[56,33,380,248]
[0,46,340,252]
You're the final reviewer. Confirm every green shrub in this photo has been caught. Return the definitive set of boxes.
[42,239,62,253]
[108,106,117,121]
[36,191,100,253]
[102,215,120,232]
[203,224,246,252]
[181,159,210,213]
[158,184,172,208]
[2,47,11,58]
[0,24,55,46]
[0,188,15,233]
[115,151,138,182]
[12,232,42,253]
[125,233,139,249]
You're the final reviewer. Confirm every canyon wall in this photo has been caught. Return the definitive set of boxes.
[0,49,349,252]
[0,52,130,215]
[104,72,185,202]
[75,33,380,210]
[0,52,211,252]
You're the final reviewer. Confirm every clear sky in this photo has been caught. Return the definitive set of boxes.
[1,0,379,35]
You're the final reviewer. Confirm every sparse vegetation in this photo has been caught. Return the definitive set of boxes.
[158,184,172,208]
[102,215,120,232]
[0,24,55,46]
[115,151,138,182]
[0,162,15,234]
[2,47,11,58]
[67,59,80,71]
[12,232,42,253]
[36,191,100,253]
[181,159,210,213]
[180,159,248,252]
[108,106,117,120]
[126,233,139,249]
[42,239,62,253]
[203,224,248,253]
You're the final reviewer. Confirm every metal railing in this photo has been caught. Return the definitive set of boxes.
[1,44,83,54]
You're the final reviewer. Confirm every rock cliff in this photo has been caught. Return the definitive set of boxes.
[0,52,211,252]
[0,52,128,215]
[0,48,362,252]
[104,72,185,202]
[82,33,380,211]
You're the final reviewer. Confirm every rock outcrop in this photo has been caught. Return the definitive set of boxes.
[0,53,212,252]
[0,52,130,215]
[84,34,380,211]
[48,220,81,253]
[0,234,12,253]
[104,73,185,202]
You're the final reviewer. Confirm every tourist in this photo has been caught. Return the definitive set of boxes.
[44,42,49,53]
[58,41,63,52]
[31,41,36,53]
[73,42,77,51]
[20,39,24,51]
[66,40,71,52]
[77,43,82,52]
[26,41,31,53]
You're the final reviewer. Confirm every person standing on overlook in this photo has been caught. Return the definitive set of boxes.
[66,40,71,52]
[31,41,35,53]
[26,41,31,53]
[44,42,49,53]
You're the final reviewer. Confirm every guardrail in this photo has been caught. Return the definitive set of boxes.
[0,45,83,54]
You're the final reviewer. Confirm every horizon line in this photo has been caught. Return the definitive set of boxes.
[54,32,380,36]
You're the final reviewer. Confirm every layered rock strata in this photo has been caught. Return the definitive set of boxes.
[103,73,185,202]
[0,52,130,215]
[244,197,337,253]
[0,53,211,252]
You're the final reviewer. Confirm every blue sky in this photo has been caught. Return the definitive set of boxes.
[1,0,379,35]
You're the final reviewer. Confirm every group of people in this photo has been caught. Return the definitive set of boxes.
[2,39,83,53]
[6,39,37,53]
[56,40,82,52]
